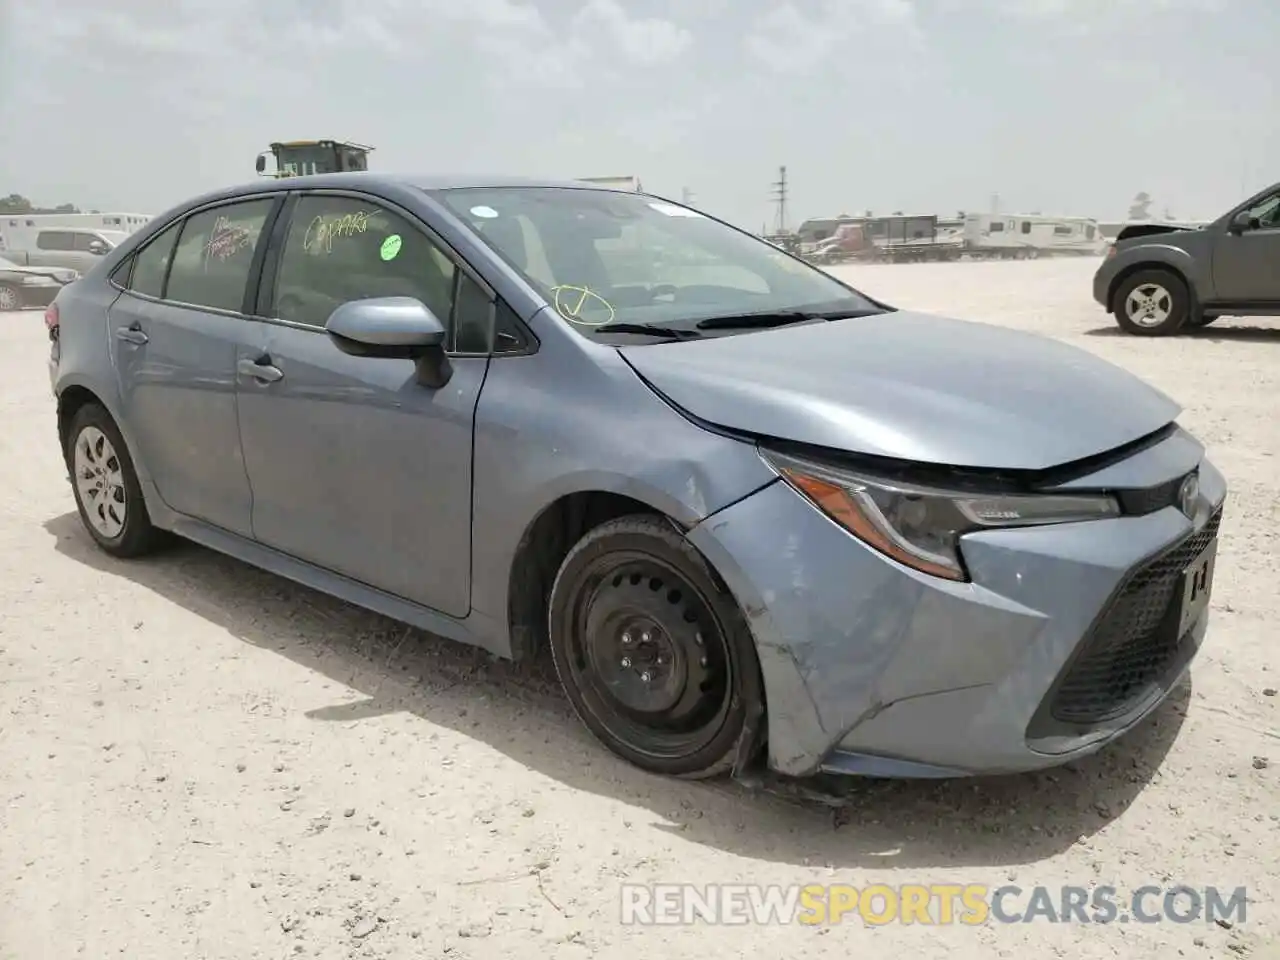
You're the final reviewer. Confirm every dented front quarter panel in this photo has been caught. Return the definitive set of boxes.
[466,314,778,650]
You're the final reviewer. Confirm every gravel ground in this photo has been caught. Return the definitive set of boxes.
[1,257,1276,959]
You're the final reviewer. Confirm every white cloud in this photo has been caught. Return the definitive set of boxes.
[572,0,693,65]
[970,0,1226,20]
[744,0,921,73]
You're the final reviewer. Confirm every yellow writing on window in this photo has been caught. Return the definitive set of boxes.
[303,211,375,255]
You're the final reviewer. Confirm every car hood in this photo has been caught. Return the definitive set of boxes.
[1116,223,1199,242]
[618,311,1181,471]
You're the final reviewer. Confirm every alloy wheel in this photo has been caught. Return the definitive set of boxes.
[73,425,127,539]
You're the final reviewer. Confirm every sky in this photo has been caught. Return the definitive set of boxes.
[1,0,1276,229]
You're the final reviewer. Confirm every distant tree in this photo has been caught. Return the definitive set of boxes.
[0,194,32,214]
[0,193,82,215]
[1128,192,1152,220]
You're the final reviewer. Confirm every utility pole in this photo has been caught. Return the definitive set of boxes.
[771,166,789,234]
[681,187,695,206]
[990,193,1000,215]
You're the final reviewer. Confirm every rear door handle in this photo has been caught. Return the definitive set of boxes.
[115,323,148,345]
[238,357,284,383]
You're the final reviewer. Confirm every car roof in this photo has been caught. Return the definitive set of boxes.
[177,173,639,210]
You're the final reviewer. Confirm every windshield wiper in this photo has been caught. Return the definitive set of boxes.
[694,308,884,330]
[592,322,701,339]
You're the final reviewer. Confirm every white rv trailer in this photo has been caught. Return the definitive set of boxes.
[962,213,1106,258]
[1,212,152,233]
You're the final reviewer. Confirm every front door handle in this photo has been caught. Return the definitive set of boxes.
[115,323,148,345]
[237,357,284,383]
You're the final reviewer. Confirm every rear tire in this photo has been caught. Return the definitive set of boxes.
[547,515,763,779]
[0,283,20,312]
[64,403,165,558]
[1113,269,1190,336]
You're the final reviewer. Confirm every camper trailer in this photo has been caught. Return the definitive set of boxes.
[962,213,1106,258]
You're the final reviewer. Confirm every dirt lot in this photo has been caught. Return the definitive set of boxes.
[2,257,1276,959]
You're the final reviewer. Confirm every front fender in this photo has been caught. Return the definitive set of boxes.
[1099,243,1210,312]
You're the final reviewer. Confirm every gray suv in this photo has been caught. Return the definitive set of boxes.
[1093,181,1280,335]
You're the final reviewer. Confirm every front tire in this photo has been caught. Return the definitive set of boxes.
[0,283,20,312]
[65,404,164,557]
[1113,269,1190,336]
[547,515,763,778]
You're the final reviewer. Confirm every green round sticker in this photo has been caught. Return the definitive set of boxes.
[380,234,402,261]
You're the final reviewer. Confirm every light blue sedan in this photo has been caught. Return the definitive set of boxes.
[45,174,1226,781]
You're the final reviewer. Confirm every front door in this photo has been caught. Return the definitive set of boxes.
[1212,190,1280,304]
[236,192,490,618]
[111,197,279,537]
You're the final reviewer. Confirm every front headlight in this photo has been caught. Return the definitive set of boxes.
[761,449,1120,582]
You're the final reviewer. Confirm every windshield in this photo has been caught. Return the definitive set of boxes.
[275,143,338,176]
[436,186,878,333]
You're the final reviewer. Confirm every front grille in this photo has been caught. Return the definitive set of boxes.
[1048,508,1222,725]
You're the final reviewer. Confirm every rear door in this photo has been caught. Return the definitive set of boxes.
[235,190,492,618]
[110,195,282,537]
[1211,189,1280,305]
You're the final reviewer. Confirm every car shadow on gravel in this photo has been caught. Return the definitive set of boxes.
[45,511,1189,870]
[1084,323,1280,342]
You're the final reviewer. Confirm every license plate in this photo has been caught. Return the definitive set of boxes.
[1176,538,1218,639]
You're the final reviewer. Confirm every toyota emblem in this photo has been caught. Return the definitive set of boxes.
[1178,472,1199,518]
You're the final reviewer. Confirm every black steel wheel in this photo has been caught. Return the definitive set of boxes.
[548,515,762,778]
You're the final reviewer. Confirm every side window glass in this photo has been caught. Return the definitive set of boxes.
[273,195,456,330]
[453,272,493,353]
[493,301,531,354]
[128,222,182,298]
[72,233,100,252]
[37,231,73,251]
[1247,195,1280,227]
[166,199,274,313]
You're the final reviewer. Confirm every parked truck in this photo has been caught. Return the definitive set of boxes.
[0,226,127,275]
[805,215,963,264]
[256,140,374,178]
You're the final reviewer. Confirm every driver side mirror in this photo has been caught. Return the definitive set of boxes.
[326,297,452,388]
[87,240,108,255]
[1228,210,1258,234]
[255,154,267,174]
